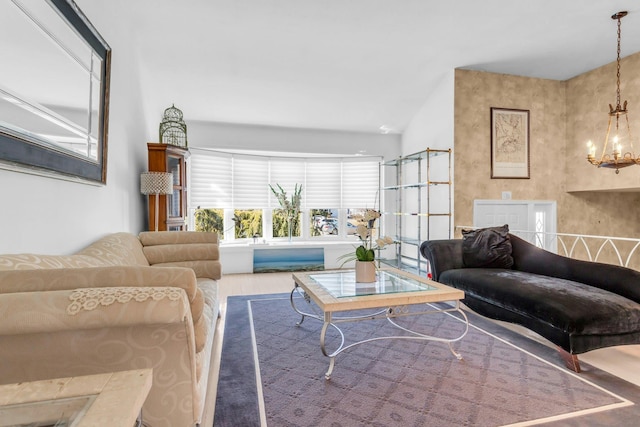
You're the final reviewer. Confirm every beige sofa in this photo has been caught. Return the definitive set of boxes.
[0,231,222,427]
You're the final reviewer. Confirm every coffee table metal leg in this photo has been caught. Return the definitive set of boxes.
[320,312,344,380]
[386,302,469,360]
[290,287,307,325]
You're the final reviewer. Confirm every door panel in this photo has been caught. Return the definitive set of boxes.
[473,200,557,251]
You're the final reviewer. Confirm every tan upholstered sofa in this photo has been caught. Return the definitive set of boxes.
[0,231,222,427]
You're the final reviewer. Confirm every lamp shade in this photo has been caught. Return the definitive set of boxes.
[140,172,173,195]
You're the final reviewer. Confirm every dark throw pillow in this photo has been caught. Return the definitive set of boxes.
[461,225,514,269]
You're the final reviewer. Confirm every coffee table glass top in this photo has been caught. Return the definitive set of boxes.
[308,270,436,298]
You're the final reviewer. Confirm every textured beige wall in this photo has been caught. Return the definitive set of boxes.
[566,52,640,192]
[453,69,567,233]
[563,53,640,238]
[454,65,640,241]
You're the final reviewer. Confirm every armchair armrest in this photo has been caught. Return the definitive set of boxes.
[419,239,464,281]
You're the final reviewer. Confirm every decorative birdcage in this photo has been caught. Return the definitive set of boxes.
[159,104,187,147]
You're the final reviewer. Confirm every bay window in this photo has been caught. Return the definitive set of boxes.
[188,148,381,242]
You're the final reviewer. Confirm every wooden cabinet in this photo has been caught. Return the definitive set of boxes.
[147,143,190,231]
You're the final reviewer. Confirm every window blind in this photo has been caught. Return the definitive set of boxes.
[189,150,232,208]
[305,160,341,208]
[233,155,269,209]
[342,159,379,208]
[269,158,305,208]
[189,148,381,210]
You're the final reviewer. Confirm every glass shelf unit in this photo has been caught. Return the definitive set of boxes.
[379,148,452,276]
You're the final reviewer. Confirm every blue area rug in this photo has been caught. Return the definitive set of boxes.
[214,294,639,426]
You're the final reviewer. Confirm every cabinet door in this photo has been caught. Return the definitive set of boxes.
[167,155,183,219]
[147,143,189,231]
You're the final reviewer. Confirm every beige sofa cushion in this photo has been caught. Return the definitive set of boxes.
[77,232,150,266]
[143,243,219,265]
[140,231,222,280]
[0,254,106,271]
[139,231,219,246]
[0,233,149,271]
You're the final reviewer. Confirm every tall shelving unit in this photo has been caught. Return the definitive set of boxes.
[379,148,452,276]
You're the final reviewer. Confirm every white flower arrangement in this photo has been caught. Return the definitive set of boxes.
[338,209,393,264]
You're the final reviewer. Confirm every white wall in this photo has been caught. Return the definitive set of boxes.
[402,71,455,154]
[0,1,149,254]
[188,120,401,159]
[399,70,456,241]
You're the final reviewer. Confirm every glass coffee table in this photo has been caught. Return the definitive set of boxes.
[290,267,468,379]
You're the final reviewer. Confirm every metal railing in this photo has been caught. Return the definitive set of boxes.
[456,226,640,270]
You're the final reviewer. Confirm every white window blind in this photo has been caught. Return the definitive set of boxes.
[189,149,381,210]
[342,159,380,207]
[190,150,232,208]
[269,158,305,208]
[305,160,340,208]
[234,155,269,209]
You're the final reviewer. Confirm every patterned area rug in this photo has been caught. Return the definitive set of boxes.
[214,294,640,426]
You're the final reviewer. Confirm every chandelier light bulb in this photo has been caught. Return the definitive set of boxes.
[586,140,596,158]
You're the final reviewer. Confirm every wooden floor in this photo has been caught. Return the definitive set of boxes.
[202,272,640,426]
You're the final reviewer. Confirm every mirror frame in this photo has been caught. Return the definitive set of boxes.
[0,0,111,184]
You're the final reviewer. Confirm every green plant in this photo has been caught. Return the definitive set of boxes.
[233,210,263,239]
[269,183,302,219]
[194,208,223,234]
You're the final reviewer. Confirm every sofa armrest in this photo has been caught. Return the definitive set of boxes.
[0,265,197,294]
[0,288,200,427]
[0,287,192,336]
[0,266,207,350]
[419,239,464,280]
[510,234,640,303]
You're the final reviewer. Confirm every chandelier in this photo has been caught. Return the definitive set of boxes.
[586,11,639,173]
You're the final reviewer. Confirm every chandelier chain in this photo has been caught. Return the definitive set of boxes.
[585,10,639,173]
[616,15,622,110]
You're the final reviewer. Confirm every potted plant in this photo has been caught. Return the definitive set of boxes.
[338,209,393,282]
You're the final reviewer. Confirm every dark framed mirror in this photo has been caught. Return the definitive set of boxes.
[0,0,111,184]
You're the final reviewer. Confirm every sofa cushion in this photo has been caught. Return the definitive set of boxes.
[0,233,150,271]
[140,232,222,280]
[0,254,107,271]
[461,225,513,269]
[142,243,219,265]
[139,231,219,246]
[76,232,150,266]
[440,268,640,335]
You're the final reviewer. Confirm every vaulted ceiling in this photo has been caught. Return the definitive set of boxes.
[96,0,640,134]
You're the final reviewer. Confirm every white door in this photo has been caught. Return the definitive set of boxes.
[473,200,557,251]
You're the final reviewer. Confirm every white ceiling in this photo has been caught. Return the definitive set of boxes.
[117,0,640,134]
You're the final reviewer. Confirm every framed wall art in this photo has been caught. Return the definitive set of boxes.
[490,107,530,179]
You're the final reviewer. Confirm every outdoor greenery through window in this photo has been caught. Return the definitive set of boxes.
[189,148,381,242]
